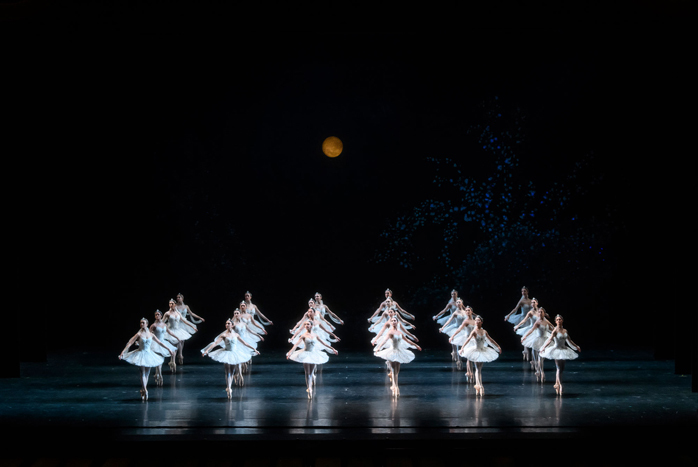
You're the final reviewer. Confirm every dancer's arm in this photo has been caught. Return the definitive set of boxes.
[566,333,581,352]
[403,336,422,351]
[448,321,468,342]
[400,324,418,342]
[373,334,390,352]
[254,306,273,325]
[394,301,415,320]
[317,338,338,355]
[201,334,225,356]
[513,311,534,331]
[368,302,386,322]
[461,329,477,348]
[119,334,140,359]
[439,313,457,332]
[318,322,340,342]
[540,331,555,352]
[504,297,524,321]
[484,331,502,353]
[324,305,343,325]
[186,305,205,322]
[433,302,452,321]
[371,323,390,345]
[152,334,176,357]
[237,335,261,355]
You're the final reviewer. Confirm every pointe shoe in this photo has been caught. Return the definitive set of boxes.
[169,361,176,373]
[522,350,528,361]
[474,384,480,395]
[178,355,184,365]
[456,360,463,370]
[554,383,559,395]
[480,385,484,396]
[558,384,563,395]
[312,373,316,386]
[541,373,546,383]
[226,387,231,399]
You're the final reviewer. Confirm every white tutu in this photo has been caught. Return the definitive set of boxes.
[442,313,466,337]
[459,334,499,363]
[150,326,177,357]
[122,337,165,368]
[374,334,415,364]
[164,314,192,344]
[204,335,252,365]
[289,337,329,364]
[450,324,473,347]
[177,306,198,331]
[540,332,578,360]
[507,303,532,326]
[516,315,535,336]
[522,324,551,350]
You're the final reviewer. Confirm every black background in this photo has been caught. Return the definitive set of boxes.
[5,4,695,360]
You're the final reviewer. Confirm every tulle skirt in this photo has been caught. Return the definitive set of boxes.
[122,349,164,368]
[289,348,329,364]
[374,346,415,364]
[205,347,252,365]
[460,345,499,363]
[540,346,578,360]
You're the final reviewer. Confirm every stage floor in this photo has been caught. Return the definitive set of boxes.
[2,348,696,461]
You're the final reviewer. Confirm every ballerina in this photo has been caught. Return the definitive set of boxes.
[504,286,532,327]
[368,289,414,324]
[119,317,175,401]
[291,299,337,340]
[539,314,580,395]
[149,310,179,384]
[438,298,469,363]
[520,307,554,382]
[201,319,259,397]
[447,305,478,378]
[175,293,205,332]
[243,291,273,329]
[369,298,415,335]
[459,315,502,396]
[289,307,340,352]
[162,299,197,365]
[314,292,344,325]
[373,316,422,398]
[432,289,460,326]
[286,319,338,399]
[513,297,543,364]
[371,309,419,375]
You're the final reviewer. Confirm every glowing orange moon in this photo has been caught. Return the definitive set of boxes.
[322,136,343,158]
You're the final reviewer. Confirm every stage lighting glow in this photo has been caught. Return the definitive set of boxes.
[322,136,343,158]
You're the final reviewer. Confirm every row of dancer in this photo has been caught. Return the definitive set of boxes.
[434,292,502,396]
[119,292,271,400]
[505,287,581,394]
[286,294,342,399]
[369,290,422,398]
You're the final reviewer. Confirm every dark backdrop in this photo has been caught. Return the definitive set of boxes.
[7,27,695,360]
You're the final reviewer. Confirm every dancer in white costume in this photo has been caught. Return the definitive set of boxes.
[238,302,266,373]
[162,299,197,365]
[520,307,554,382]
[243,291,273,329]
[286,319,338,399]
[374,317,422,398]
[202,319,259,397]
[438,298,469,363]
[447,305,478,378]
[175,293,205,332]
[504,286,532,327]
[231,308,264,351]
[368,289,414,324]
[433,289,460,326]
[289,305,340,352]
[369,298,415,335]
[371,309,419,375]
[539,314,580,395]
[314,292,344,325]
[513,297,544,365]
[149,310,179,384]
[459,315,501,396]
[119,318,174,401]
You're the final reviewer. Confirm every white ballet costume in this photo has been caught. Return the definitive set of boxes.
[374,333,415,364]
[507,302,532,326]
[522,323,552,351]
[319,303,342,324]
[451,323,474,347]
[246,303,266,330]
[203,334,252,365]
[164,313,193,344]
[122,335,165,367]
[436,302,457,326]
[516,312,537,337]
[150,325,177,357]
[176,305,198,332]
[442,312,466,337]
[540,331,578,360]
[459,333,499,363]
[289,336,329,364]
[233,322,259,351]
[371,303,389,325]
